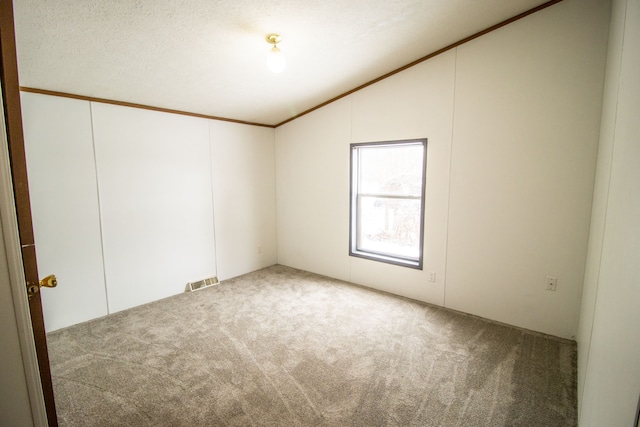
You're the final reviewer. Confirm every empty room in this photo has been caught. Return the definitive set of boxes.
[0,0,638,426]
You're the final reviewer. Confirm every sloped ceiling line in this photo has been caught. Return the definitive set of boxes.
[17,0,563,129]
[274,0,564,127]
[18,86,275,128]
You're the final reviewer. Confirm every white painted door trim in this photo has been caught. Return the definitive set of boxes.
[0,83,48,426]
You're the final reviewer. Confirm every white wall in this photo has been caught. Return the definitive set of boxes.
[576,0,624,412]
[350,51,455,305]
[577,0,640,424]
[445,0,609,339]
[22,93,109,330]
[275,0,609,339]
[21,94,277,329]
[210,120,277,281]
[92,103,216,313]
[276,98,352,282]
[277,51,455,305]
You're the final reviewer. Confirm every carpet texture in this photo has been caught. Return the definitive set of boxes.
[47,265,577,426]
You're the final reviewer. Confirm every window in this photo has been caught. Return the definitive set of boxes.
[349,139,427,269]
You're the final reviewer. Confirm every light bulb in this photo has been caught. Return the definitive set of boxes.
[266,46,286,73]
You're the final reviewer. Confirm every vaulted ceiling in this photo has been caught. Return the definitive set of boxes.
[13,0,553,126]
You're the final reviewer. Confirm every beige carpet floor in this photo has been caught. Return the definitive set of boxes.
[47,265,576,426]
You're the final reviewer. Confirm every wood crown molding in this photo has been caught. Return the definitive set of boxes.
[274,0,564,127]
[20,0,564,129]
[18,87,276,129]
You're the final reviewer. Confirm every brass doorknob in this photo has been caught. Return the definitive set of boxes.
[27,274,58,300]
[39,274,57,288]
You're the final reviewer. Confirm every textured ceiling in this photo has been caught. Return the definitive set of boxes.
[13,0,552,126]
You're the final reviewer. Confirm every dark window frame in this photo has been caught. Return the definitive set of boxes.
[349,138,427,270]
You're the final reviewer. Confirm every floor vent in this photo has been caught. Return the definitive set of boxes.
[186,277,219,292]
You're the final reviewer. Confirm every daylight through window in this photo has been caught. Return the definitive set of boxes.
[349,139,426,269]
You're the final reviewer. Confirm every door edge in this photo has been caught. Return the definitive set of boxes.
[0,85,48,426]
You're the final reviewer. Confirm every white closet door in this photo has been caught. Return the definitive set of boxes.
[91,103,215,313]
[21,93,108,331]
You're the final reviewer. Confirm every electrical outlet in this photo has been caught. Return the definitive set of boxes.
[257,245,262,254]
[429,271,436,282]
[546,276,557,291]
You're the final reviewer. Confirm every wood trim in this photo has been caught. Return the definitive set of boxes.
[19,0,563,130]
[274,0,564,128]
[19,87,275,129]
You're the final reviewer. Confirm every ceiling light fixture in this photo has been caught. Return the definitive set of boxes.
[265,33,286,74]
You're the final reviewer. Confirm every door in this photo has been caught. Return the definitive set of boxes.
[0,0,58,425]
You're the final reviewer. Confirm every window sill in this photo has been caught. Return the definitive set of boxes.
[349,250,422,270]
